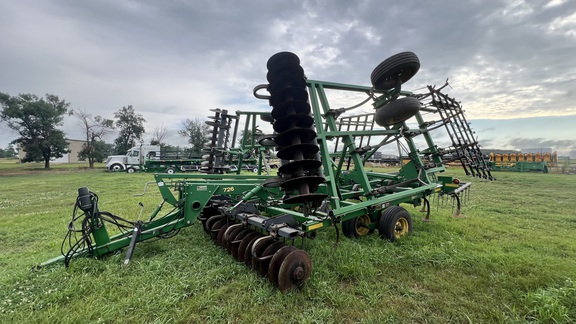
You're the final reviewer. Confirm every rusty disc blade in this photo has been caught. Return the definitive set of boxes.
[267,245,297,285]
[250,236,275,270]
[220,223,243,248]
[209,219,226,241]
[240,232,263,265]
[230,229,253,260]
[215,222,231,246]
[257,241,285,277]
[225,226,247,254]
[277,250,312,292]
[203,215,223,234]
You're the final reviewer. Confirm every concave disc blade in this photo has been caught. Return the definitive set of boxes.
[250,236,275,270]
[240,232,263,265]
[215,222,232,246]
[230,229,253,260]
[278,250,312,292]
[268,246,297,285]
[225,226,246,254]
[257,241,285,277]
[209,219,226,241]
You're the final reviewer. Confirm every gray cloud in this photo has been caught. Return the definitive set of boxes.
[0,0,575,150]
[508,138,576,150]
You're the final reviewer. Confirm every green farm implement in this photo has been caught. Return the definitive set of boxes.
[43,51,493,292]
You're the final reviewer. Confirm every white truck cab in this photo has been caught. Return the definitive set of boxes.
[105,144,161,172]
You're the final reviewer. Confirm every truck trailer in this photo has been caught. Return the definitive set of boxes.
[105,144,202,173]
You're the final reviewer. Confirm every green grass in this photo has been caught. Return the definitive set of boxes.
[1,162,575,323]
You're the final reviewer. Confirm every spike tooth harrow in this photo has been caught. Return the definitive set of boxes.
[42,51,493,292]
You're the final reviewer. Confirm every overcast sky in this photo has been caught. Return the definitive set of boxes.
[1,0,575,155]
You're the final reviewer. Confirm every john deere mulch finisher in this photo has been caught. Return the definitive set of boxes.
[43,51,493,292]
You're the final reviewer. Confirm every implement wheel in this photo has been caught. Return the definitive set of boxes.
[342,215,374,238]
[378,206,413,242]
[371,51,420,90]
[374,97,421,126]
[278,250,312,292]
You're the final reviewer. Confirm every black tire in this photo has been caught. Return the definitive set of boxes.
[378,206,412,242]
[166,167,175,174]
[342,215,374,238]
[371,52,420,90]
[374,97,421,126]
[126,167,136,173]
[110,163,124,172]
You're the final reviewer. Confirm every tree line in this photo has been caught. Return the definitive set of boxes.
[0,92,209,169]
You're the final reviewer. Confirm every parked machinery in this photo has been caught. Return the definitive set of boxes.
[43,51,493,292]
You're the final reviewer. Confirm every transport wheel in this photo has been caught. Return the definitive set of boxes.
[230,229,253,260]
[257,241,285,277]
[374,97,421,126]
[277,250,312,292]
[370,51,420,90]
[268,246,297,285]
[224,225,245,252]
[110,163,124,172]
[126,167,136,173]
[238,232,262,263]
[166,167,175,174]
[342,215,374,238]
[251,236,275,270]
[378,206,413,242]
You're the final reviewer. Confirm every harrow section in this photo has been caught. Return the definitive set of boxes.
[43,50,493,292]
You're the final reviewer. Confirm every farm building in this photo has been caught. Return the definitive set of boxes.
[18,139,87,163]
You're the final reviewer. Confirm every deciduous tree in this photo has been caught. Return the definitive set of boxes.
[113,105,145,154]
[0,92,69,168]
[150,123,167,146]
[69,108,114,168]
[179,118,209,155]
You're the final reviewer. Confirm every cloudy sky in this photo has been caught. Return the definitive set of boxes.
[1,0,575,155]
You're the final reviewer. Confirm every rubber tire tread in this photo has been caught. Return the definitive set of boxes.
[378,206,413,242]
[342,217,374,238]
[371,51,420,90]
[374,97,421,126]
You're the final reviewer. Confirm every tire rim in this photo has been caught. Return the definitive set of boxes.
[355,215,371,236]
[394,217,409,238]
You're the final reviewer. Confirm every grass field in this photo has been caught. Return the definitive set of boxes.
[1,159,575,323]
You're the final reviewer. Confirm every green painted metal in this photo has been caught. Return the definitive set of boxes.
[490,161,549,173]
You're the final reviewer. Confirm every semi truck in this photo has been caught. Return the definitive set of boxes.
[105,144,202,173]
